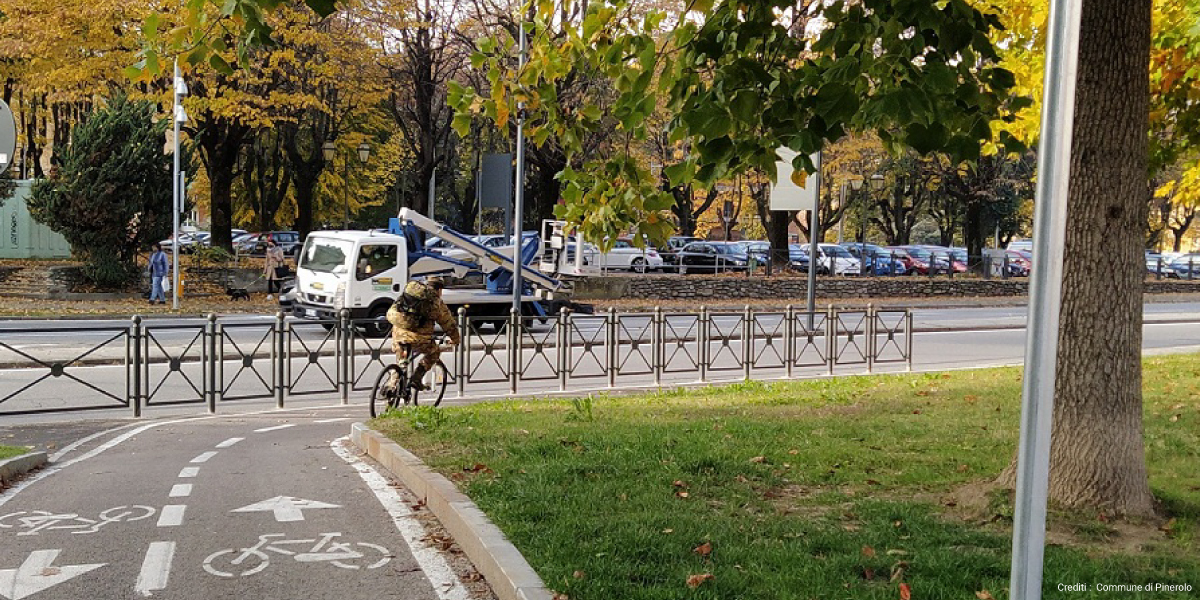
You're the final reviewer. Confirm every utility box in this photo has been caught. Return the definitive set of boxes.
[0,180,72,259]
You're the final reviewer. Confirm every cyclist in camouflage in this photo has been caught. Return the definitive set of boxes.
[386,276,460,390]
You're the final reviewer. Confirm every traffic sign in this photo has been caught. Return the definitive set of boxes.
[0,99,15,171]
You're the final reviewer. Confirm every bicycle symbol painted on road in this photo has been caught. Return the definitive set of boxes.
[203,532,392,577]
[0,506,157,536]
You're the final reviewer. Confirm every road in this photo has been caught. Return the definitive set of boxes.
[0,408,493,600]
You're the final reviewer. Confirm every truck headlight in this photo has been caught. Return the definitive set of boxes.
[333,282,346,310]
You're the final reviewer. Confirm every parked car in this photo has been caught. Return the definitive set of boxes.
[1007,239,1034,254]
[913,245,967,273]
[1001,250,1032,277]
[1169,253,1200,279]
[895,246,951,274]
[160,232,208,254]
[1145,253,1176,277]
[840,243,907,275]
[788,244,820,273]
[237,231,304,256]
[736,241,771,266]
[814,244,861,276]
[677,241,749,273]
[595,237,663,273]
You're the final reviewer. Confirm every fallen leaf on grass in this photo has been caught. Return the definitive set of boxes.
[694,542,713,557]
[676,491,689,498]
[573,570,585,580]
[861,546,876,558]
[788,449,799,455]
[900,582,912,600]
[957,464,970,473]
[976,591,996,600]
[686,573,714,588]
[1169,414,1181,422]
[661,528,674,534]
[749,456,767,464]
[1159,518,1177,534]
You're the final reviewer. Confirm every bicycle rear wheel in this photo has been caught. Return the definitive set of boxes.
[410,360,449,407]
[370,365,404,418]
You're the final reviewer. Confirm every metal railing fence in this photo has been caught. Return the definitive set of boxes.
[0,306,913,417]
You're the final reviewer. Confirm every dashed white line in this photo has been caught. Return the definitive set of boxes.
[157,505,186,527]
[135,541,176,596]
[168,484,192,498]
[190,451,219,464]
[254,424,297,433]
[215,437,244,448]
[314,418,349,424]
[331,438,468,600]
[177,467,199,478]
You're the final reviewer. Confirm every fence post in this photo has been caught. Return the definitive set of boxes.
[206,314,218,413]
[607,307,617,388]
[274,312,285,409]
[565,311,575,390]
[866,304,876,374]
[784,304,795,379]
[558,307,570,392]
[509,308,519,394]
[743,305,753,381]
[339,309,351,405]
[652,306,663,387]
[457,308,468,398]
[825,305,836,376]
[130,316,142,418]
[282,319,293,406]
[698,306,709,383]
[906,309,915,372]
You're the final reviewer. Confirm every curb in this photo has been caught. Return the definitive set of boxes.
[350,423,553,600]
[0,451,48,485]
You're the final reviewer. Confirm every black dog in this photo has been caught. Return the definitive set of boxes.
[226,288,251,301]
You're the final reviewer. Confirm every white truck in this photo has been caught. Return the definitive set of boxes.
[290,209,569,335]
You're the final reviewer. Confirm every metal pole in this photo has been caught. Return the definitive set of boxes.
[429,170,436,221]
[172,61,181,310]
[343,156,350,230]
[806,152,822,329]
[457,308,468,398]
[511,22,527,317]
[837,183,845,244]
[1009,0,1081,596]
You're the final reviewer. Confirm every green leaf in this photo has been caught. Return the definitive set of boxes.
[304,0,337,17]
[209,54,234,75]
[904,122,948,154]
[142,14,160,41]
[729,90,761,124]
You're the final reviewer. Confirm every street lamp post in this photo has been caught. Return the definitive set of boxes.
[867,174,885,272]
[837,178,864,245]
[172,62,189,310]
[323,141,371,230]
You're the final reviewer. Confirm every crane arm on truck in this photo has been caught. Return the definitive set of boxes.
[395,208,565,296]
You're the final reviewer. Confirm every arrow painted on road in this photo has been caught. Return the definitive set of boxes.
[231,496,340,522]
[0,550,105,600]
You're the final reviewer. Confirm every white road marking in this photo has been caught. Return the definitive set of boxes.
[331,438,469,600]
[156,505,186,527]
[0,404,353,508]
[190,451,218,464]
[48,422,145,463]
[134,541,176,597]
[0,549,105,600]
[253,424,296,433]
[215,437,244,448]
[177,467,199,478]
[168,484,192,498]
[231,497,340,522]
[313,417,349,423]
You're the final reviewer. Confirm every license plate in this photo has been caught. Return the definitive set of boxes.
[305,309,317,318]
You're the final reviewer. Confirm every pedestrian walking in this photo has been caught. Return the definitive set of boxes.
[149,242,168,305]
[264,239,287,299]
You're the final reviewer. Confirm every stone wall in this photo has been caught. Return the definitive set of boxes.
[573,274,1200,301]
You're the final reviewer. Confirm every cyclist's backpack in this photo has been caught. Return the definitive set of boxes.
[395,287,434,328]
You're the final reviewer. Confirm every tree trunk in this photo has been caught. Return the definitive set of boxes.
[998,0,1155,517]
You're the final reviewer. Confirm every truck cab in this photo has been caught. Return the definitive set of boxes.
[292,231,411,328]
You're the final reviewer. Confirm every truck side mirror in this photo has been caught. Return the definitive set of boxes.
[393,283,401,293]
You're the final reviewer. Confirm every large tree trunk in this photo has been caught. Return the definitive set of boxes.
[999,0,1155,517]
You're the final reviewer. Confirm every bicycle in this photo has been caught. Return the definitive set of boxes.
[203,532,391,577]
[370,336,452,416]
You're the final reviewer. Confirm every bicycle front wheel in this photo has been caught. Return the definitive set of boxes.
[370,365,404,418]
[410,361,449,407]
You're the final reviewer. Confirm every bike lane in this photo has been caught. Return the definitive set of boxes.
[0,411,484,600]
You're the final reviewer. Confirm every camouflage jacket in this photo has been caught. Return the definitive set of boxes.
[387,281,460,344]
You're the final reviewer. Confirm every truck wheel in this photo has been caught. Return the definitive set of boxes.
[360,305,392,338]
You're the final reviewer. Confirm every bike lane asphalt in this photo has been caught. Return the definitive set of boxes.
[0,410,490,600]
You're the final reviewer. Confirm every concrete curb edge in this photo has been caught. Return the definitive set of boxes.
[0,451,48,484]
[350,423,553,600]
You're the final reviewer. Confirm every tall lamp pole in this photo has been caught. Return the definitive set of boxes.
[322,141,371,230]
[172,61,188,310]
[512,21,527,317]
[867,174,884,271]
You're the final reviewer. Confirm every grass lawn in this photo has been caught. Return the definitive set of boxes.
[373,355,1200,600]
[0,445,31,460]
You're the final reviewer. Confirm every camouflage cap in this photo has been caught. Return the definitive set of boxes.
[423,275,446,289]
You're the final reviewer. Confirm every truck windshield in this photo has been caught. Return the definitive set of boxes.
[299,239,354,274]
